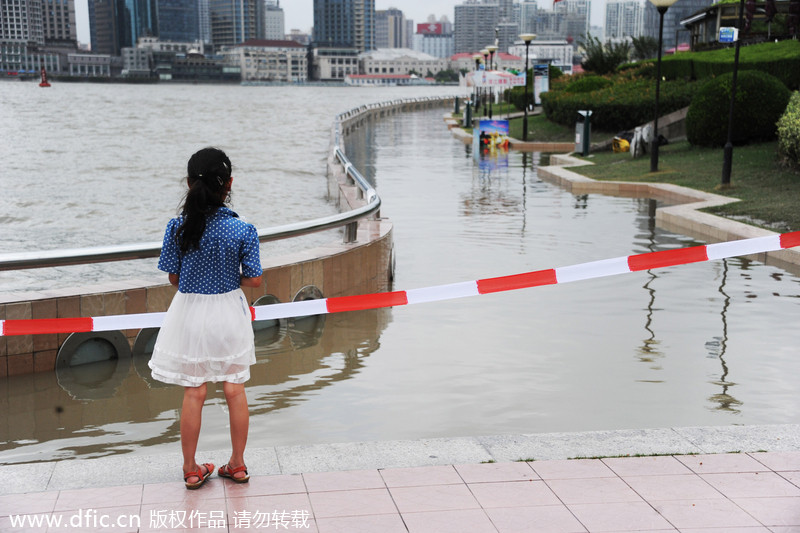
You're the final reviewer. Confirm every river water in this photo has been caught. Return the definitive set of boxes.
[1,82,799,464]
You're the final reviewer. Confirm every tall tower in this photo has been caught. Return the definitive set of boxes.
[0,0,45,44]
[605,0,643,40]
[210,0,264,47]
[264,0,284,40]
[41,0,77,42]
[89,0,156,53]
[375,7,405,48]
[313,0,374,51]
[157,0,200,42]
[454,0,499,54]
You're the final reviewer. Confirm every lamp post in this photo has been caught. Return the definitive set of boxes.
[519,33,536,142]
[481,48,489,118]
[649,0,679,173]
[473,54,482,116]
[721,0,746,187]
[486,44,498,119]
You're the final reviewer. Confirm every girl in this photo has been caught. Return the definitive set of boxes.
[149,147,263,489]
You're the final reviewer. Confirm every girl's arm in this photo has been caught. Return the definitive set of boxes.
[240,275,262,288]
[169,273,180,287]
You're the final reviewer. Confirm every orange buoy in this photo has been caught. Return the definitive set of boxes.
[39,67,51,87]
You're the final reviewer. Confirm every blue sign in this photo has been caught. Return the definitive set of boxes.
[719,27,738,43]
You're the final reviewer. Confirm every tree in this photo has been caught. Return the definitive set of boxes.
[631,36,659,61]
[579,33,631,75]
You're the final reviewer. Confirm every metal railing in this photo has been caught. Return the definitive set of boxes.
[0,96,454,272]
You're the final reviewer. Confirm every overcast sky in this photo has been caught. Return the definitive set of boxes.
[76,0,607,46]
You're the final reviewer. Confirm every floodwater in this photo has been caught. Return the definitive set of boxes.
[1,84,799,465]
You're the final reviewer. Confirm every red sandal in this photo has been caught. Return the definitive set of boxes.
[218,463,250,483]
[184,462,214,490]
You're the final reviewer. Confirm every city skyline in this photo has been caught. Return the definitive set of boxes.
[76,0,610,47]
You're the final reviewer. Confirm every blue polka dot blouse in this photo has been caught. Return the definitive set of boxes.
[158,207,262,294]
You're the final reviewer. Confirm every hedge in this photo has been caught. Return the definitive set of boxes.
[659,39,800,89]
[540,77,697,132]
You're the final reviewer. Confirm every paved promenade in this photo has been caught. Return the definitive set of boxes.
[1,425,798,532]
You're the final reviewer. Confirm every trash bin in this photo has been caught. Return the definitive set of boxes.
[463,101,472,127]
[454,97,460,115]
[575,110,593,156]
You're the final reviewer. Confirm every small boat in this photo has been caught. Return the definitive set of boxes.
[39,67,51,87]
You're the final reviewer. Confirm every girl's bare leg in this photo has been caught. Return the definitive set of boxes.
[181,383,208,483]
[223,381,249,479]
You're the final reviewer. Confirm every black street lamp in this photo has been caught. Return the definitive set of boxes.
[519,33,536,142]
[487,44,498,119]
[722,0,746,187]
[649,0,679,173]
[473,54,482,116]
[481,48,490,117]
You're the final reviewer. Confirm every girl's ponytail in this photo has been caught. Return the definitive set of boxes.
[176,147,232,254]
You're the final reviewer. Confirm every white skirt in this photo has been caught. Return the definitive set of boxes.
[149,289,256,387]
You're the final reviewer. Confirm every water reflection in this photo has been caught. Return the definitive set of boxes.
[637,199,665,372]
[0,309,389,463]
[706,258,742,413]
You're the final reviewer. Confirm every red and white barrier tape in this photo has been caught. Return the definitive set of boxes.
[3,231,799,337]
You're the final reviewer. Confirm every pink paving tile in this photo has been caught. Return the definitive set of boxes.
[0,491,58,516]
[733,497,800,527]
[486,505,588,533]
[309,488,397,518]
[546,476,644,505]
[770,528,800,533]
[48,504,141,533]
[702,472,800,498]
[390,484,481,514]
[142,479,225,505]
[225,493,313,521]
[455,461,539,484]
[750,452,800,472]
[568,501,674,532]
[681,526,772,533]
[380,465,462,487]
[402,509,498,533]
[315,513,406,533]
[783,471,800,486]
[676,454,770,474]
[530,459,615,480]
[224,474,307,498]
[54,484,143,512]
[0,514,48,533]
[652,499,762,529]
[302,469,384,493]
[139,498,228,532]
[622,474,723,501]
[602,456,693,477]
[469,480,561,508]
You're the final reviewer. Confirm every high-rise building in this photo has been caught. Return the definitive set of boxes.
[605,0,643,40]
[89,0,157,54]
[375,7,405,48]
[454,0,499,54]
[1,0,45,44]
[264,0,284,40]
[157,0,200,42]
[313,0,374,52]
[210,0,264,47]
[412,17,453,59]
[42,0,77,42]
[554,0,590,41]
[518,0,538,34]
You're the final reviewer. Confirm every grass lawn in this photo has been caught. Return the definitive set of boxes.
[575,140,800,232]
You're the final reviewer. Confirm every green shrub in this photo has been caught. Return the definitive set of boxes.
[563,75,613,93]
[540,77,696,132]
[686,70,791,147]
[777,91,800,167]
